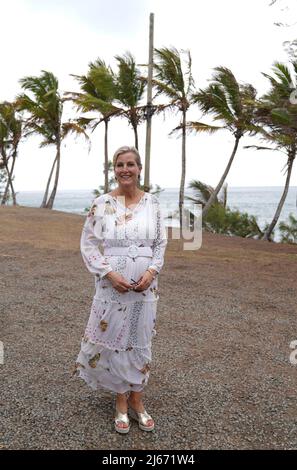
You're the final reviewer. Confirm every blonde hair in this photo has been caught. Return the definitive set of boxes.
[112,146,142,169]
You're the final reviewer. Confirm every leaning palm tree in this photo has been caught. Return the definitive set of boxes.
[153,47,195,232]
[246,61,297,241]
[0,101,22,205]
[18,70,87,209]
[186,179,228,208]
[186,179,263,238]
[114,52,146,150]
[191,67,259,219]
[68,59,120,193]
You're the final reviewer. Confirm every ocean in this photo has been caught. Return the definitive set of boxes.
[13,186,297,242]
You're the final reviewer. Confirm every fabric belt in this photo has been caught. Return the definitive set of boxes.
[104,245,152,258]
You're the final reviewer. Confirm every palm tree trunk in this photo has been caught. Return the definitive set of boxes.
[262,152,295,241]
[1,154,16,205]
[104,118,109,193]
[202,134,241,218]
[8,149,18,205]
[45,140,61,209]
[133,124,139,150]
[1,159,10,205]
[179,109,186,235]
[40,154,58,208]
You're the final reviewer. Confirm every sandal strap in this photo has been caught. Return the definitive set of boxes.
[129,407,154,427]
[115,409,130,425]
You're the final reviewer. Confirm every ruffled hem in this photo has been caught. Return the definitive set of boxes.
[76,369,145,394]
[74,337,151,394]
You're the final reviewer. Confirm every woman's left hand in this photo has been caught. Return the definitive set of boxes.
[133,270,155,292]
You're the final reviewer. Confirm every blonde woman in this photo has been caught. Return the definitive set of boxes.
[74,146,167,433]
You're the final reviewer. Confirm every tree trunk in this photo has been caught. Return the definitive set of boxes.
[40,154,58,208]
[45,140,61,209]
[262,152,295,241]
[104,118,109,193]
[1,153,16,205]
[179,109,186,236]
[133,124,139,150]
[202,134,241,218]
[8,149,18,205]
[144,13,154,194]
[1,158,10,205]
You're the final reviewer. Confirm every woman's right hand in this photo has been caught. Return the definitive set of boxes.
[105,271,133,293]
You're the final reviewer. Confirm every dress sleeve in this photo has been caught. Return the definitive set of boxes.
[148,196,168,274]
[80,197,113,280]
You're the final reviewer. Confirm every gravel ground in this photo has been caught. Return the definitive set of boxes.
[1,204,297,450]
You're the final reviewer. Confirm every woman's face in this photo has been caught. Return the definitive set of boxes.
[114,152,141,187]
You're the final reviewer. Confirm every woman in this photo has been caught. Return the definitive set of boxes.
[74,145,167,434]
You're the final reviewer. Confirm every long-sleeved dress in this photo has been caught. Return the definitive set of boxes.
[74,192,167,395]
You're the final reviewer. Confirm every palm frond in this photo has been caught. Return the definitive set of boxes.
[151,77,178,101]
[187,179,218,205]
[61,122,89,140]
[271,62,294,88]
[193,84,234,123]
[212,66,242,117]
[114,51,145,108]
[187,121,222,133]
[243,145,276,151]
[154,47,185,96]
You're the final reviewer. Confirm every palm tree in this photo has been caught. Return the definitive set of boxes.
[279,213,297,244]
[114,52,146,150]
[18,70,87,209]
[0,101,22,205]
[186,179,228,208]
[186,179,263,238]
[248,61,297,241]
[153,46,195,232]
[69,54,146,192]
[191,67,259,219]
[69,59,120,193]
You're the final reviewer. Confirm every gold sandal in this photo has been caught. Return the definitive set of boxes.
[128,406,155,431]
[114,408,130,434]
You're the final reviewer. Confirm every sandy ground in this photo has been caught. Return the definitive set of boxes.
[1,204,297,450]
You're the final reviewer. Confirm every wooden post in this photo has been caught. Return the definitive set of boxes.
[144,12,154,193]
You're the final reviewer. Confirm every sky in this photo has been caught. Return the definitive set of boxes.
[1,0,297,191]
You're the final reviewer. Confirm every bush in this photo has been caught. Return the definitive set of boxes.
[204,203,264,238]
[279,213,297,244]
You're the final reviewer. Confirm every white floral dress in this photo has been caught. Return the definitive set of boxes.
[74,192,167,394]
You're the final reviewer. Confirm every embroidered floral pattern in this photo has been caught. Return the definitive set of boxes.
[139,362,151,374]
[99,320,108,331]
[115,213,133,225]
[88,353,101,368]
[72,362,85,376]
[104,200,116,215]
